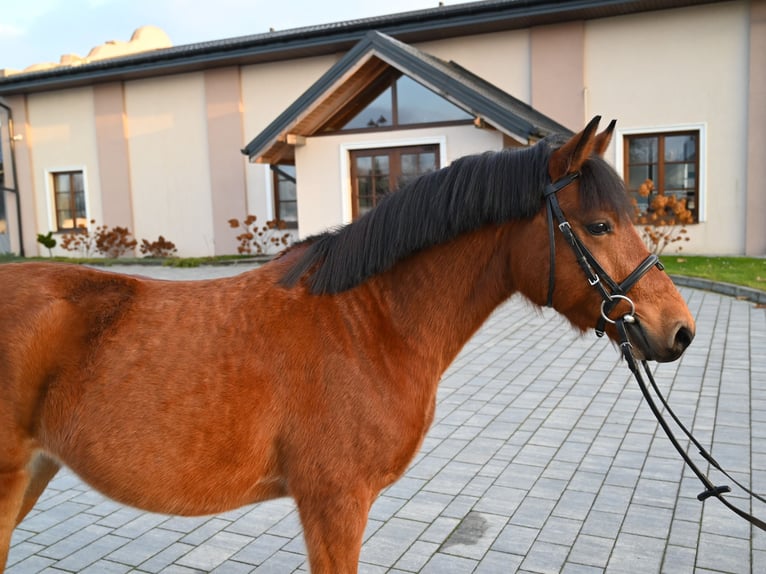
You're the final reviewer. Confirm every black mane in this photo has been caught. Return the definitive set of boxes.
[280,137,630,294]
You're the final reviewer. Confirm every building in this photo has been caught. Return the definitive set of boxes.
[0,0,763,258]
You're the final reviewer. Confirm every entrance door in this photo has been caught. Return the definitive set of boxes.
[350,144,439,218]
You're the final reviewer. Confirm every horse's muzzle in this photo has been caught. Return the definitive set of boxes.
[626,320,695,363]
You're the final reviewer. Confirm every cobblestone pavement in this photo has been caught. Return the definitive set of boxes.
[7,263,766,573]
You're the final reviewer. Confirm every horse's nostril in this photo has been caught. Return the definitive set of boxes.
[674,325,694,351]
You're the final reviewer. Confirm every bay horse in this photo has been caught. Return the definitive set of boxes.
[0,117,694,573]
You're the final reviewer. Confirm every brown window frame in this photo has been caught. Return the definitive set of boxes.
[52,170,87,231]
[349,144,440,219]
[271,164,298,229]
[623,130,700,223]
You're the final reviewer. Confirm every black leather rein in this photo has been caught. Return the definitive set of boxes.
[543,171,766,531]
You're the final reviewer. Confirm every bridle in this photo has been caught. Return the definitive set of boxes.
[544,171,766,531]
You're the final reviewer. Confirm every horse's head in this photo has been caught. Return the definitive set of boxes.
[514,116,695,362]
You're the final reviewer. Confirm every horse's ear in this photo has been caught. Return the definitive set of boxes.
[549,115,601,180]
[592,119,617,156]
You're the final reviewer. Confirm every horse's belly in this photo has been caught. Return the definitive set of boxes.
[40,399,286,515]
[57,446,287,516]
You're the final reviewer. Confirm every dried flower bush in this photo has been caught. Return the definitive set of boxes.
[140,236,178,258]
[632,179,693,255]
[228,215,292,255]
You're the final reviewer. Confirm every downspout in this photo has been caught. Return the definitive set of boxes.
[0,100,24,256]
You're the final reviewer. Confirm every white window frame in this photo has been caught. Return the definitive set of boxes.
[45,166,91,232]
[615,123,706,223]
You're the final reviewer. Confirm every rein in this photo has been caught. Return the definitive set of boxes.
[544,172,766,531]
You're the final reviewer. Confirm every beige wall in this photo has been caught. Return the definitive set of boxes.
[204,67,247,255]
[295,125,503,237]
[586,1,750,255]
[27,87,104,255]
[746,0,766,255]
[241,55,338,226]
[416,30,531,103]
[125,74,215,255]
[94,82,134,231]
[530,21,584,132]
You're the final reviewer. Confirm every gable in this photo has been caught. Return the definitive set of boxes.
[241,31,571,165]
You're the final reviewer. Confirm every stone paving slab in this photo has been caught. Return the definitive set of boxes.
[7,263,766,573]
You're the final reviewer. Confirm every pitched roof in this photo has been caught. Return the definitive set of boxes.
[242,31,570,163]
[0,0,724,96]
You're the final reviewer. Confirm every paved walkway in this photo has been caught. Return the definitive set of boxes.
[7,263,766,573]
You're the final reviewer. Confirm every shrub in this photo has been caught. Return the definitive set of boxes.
[632,179,693,255]
[140,236,178,258]
[60,220,137,258]
[228,215,292,255]
[36,232,56,257]
[60,221,98,257]
[95,225,137,258]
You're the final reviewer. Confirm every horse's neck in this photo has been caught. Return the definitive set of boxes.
[376,224,518,372]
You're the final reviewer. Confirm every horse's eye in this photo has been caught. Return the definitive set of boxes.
[586,222,611,236]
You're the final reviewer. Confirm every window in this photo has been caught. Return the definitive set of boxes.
[52,171,87,230]
[624,131,699,222]
[334,76,472,132]
[350,145,439,218]
[271,165,297,228]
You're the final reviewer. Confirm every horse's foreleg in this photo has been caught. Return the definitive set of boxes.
[296,485,375,574]
[0,467,29,573]
[16,454,60,525]
[0,448,57,573]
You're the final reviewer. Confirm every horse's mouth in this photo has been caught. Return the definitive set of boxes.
[623,320,692,363]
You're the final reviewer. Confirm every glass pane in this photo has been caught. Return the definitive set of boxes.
[55,173,70,192]
[665,135,696,162]
[628,165,656,190]
[56,191,70,205]
[396,76,472,124]
[628,137,658,163]
[73,172,84,191]
[419,152,436,173]
[401,153,417,176]
[58,209,72,228]
[278,178,296,201]
[358,195,373,216]
[355,156,372,177]
[279,202,298,222]
[344,88,393,130]
[664,163,696,190]
[373,156,389,177]
[75,190,86,216]
[374,175,389,197]
[357,177,370,197]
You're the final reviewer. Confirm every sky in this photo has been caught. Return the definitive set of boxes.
[0,0,462,71]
